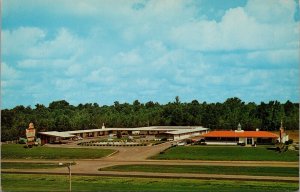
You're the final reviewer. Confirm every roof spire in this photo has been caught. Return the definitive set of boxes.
[279,119,285,143]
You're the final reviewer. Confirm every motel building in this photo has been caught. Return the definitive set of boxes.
[201,124,279,146]
[38,126,209,145]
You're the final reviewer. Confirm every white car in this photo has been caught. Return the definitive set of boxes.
[177,142,185,146]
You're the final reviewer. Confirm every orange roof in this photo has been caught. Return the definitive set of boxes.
[202,131,278,138]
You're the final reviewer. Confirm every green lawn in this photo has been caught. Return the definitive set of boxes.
[1,144,115,159]
[151,146,299,161]
[100,164,299,177]
[2,174,298,192]
[1,162,75,169]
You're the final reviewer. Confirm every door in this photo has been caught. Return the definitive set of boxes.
[247,138,252,145]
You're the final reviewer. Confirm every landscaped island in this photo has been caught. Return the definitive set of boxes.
[151,146,299,161]
[99,164,299,177]
[1,144,115,159]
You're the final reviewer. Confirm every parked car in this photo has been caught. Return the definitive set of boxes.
[177,142,186,146]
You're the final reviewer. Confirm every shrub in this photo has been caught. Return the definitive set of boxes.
[18,138,27,144]
[285,139,293,145]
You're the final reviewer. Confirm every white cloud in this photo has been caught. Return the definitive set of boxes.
[2,27,83,59]
[84,68,116,84]
[27,28,83,59]
[1,62,23,97]
[17,58,76,69]
[145,40,167,54]
[54,78,78,91]
[17,59,40,68]
[245,0,296,24]
[2,27,45,56]
[170,20,218,51]
[1,62,20,80]
[113,50,143,66]
[170,2,299,51]
[246,49,299,67]
[65,64,83,76]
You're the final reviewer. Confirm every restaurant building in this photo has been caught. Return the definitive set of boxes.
[202,124,279,145]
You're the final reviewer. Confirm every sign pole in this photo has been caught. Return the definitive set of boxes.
[68,163,72,192]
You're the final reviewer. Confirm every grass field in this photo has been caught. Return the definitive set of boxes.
[1,144,115,159]
[99,164,299,177]
[1,162,75,169]
[2,174,298,192]
[151,146,299,161]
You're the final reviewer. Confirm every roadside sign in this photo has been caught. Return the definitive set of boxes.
[26,123,36,146]
[26,128,36,138]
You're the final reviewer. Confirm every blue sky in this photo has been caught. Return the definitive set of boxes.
[2,0,299,109]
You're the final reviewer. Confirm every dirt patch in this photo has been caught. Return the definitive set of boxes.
[286,130,299,142]
[271,130,299,142]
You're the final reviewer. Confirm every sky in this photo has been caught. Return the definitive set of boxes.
[1,0,299,109]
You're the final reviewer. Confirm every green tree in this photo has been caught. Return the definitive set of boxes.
[49,100,70,109]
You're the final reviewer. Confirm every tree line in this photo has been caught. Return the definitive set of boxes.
[1,97,299,141]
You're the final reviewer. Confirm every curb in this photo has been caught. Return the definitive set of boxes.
[106,150,119,157]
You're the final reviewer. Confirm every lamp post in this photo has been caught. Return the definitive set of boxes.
[59,162,72,192]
